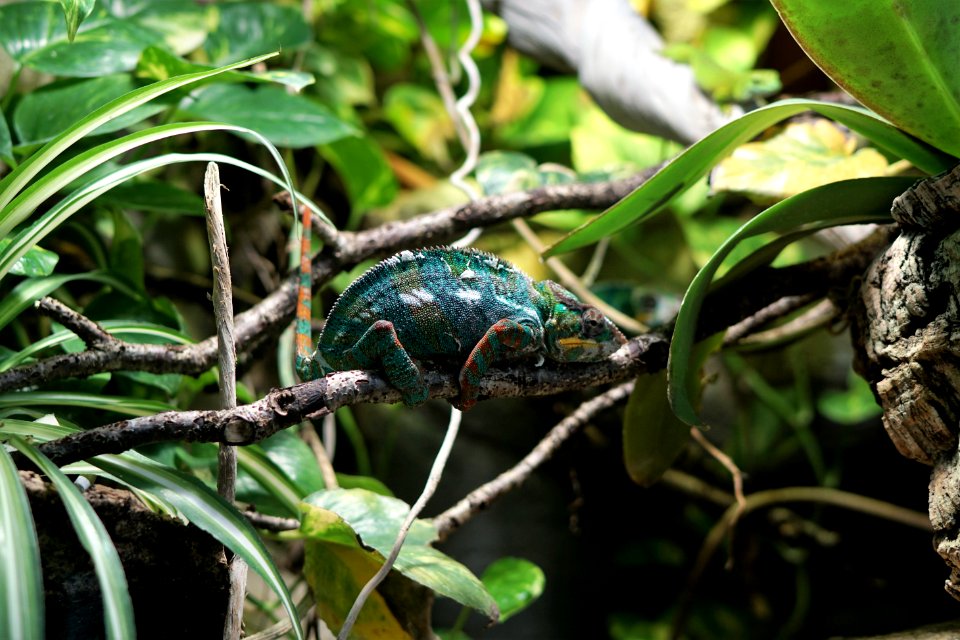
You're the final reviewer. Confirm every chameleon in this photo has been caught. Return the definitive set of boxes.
[295,215,626,410]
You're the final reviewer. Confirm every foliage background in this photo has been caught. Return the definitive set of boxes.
[0,0,956,638]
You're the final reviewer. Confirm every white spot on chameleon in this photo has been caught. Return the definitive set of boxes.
[400,288,436,307]
[398,250,416,262]
[460,268,477,280]
[456,289,482,304]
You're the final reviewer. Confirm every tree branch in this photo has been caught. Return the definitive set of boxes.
[36,334,669,466]
[0,171,659,393]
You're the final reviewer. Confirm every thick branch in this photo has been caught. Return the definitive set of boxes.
[37,334,670,466]
[0,171,659,393]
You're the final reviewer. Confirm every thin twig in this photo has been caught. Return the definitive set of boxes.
[204,162,247,640]
[434,381,636,540]
[35,297,116,349]
[301,422,338,490]
[730,298,839,347]
[723,293,819,345]
[672,486,931,639]
[338,409,466,639]
[689,428,746,519]
[244,511,301,532]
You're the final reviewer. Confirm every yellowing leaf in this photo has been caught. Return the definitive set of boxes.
[303,541,413,639]
[711,119,889,202]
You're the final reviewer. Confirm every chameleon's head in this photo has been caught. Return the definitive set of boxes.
[537,281,627,362]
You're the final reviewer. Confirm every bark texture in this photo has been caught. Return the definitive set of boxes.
[851,163,960,601]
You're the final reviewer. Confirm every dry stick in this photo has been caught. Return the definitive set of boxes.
[34,297,117,349]
[434,380,636,541]
[722,293,819,345]
[730,298,839,347]
[671,486,931,640]
[204,162,248,640]
[338,409,465,639]
[244,511,300,532]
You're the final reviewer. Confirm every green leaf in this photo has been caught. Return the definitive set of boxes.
[383,83,455,165]
[302,489,498,618]
[135,45,314,90]
[545,99,953,256]
[817,372,882,425]
[126,2,213,55]
[58,0,95,41]
[99,179,205,215]
[0,148,328,284]
[0,52,277,215]
[204,2,312,65]
[108,208,145,290]
[9,436,135,640]
[0,444,43,640]
[475,151,541,195]
[771,0,960,157]
[623,371,690,487]
[0,239,58,277]
[13,75,168,145]
[0,114,11,165]
[711,119,890,203]
[184,84,356,148]
[320,135,397,225]
[481,557,545,623]
[236,445,305,518]
[668,177,916,426]
[0,3,159,77]
[91,453,304,640]
[0,391,173,416]
[0,271,138,332]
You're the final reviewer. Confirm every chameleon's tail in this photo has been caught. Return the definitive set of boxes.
[295,202,321,380]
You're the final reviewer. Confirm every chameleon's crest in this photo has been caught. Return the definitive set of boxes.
[537,281,627,362]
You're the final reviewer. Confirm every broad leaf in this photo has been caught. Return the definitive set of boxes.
[184,84,356,148]
[0,445,43,640]
[623,371,690,487]
[481,557,545,623]
[10,436,135,640]
[320,135,398,225]
[668,177,916,425]
[13,75,168,145]
[772,0,960,157]
[545,99,953,256]
[136,46,314,90]
[0,240,57,277]
[302,489,498,619]
[204,2,312,65]
[58,0,95,41]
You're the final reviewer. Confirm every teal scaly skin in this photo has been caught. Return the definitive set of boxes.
[299,247,627,410]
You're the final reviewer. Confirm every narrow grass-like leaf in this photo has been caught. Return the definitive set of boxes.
[236,446,303,517]
[668,177,915,425]
[0,418,181,518]
[0,321,192,373]
[0,444,43,640]
[92,454,304,640]
[0,145,329,282]
[2,121,248,239]
[0,271,139,331]
[9,436,134,640]
[545,99,952,256]
[0,52,276,213]
[0,391,173,416]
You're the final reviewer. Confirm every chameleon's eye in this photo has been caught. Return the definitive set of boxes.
[581,308,607,338]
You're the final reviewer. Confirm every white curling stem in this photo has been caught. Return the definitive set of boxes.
[450,0,484,247]
[337,408,463,639]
